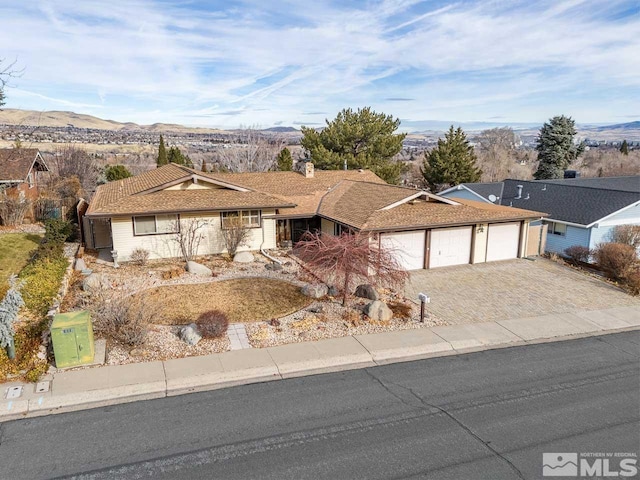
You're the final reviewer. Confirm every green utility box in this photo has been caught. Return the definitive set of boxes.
[51,310,95,368]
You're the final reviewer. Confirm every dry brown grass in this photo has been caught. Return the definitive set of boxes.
[137,278,311,324]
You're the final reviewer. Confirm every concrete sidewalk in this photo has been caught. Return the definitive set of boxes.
[2,305,638,421]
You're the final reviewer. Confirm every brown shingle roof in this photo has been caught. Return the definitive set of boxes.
[0,148,46,182]
[318,180,420,228]
[87,189,294,217]
[88,164,386,217]
[362,197,547,231]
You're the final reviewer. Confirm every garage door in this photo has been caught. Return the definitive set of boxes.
[381,231,426,270]
[486,222,520,262]
[429,226,472,268]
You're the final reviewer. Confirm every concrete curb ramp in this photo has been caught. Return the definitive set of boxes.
[2,305,638,421]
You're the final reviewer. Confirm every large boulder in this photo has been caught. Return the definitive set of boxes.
[233,251,254,263]
[364,300,393,322]
[327,285,339,297]
[355,284,378,300]
[74,258,87,271]
[186,261,213,277]
[81,273,109,292]
[179,323,202,346]
[301,283,329,298]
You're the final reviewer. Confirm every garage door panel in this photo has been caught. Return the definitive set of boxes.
[430,227,472,268]
[486,223,520,262]
[381,231,425,270]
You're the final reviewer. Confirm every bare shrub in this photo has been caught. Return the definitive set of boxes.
[342,309,361,327]
[130,248,150,266]
[0,190,31,226]
[172,218,208,262]
[221,216,251,257]
[625,270,640,296]
[195,310,229,339]
[593,243,638,279]
[609,225,640,251]
[564,245,592,264]
[92,291,159,346]
[295,232,409,306]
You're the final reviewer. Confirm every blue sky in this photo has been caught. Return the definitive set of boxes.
[1,0,639,130]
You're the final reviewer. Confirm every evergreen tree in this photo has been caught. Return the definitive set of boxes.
[422,126,482,191]
[620,139,629,155]
[157,135,168,167]
[300,107,406,184]
[201,160,208,172]
[277,147,293,171]
[533,115,584,180]
[167,146,194,168]
[104,164,132,182]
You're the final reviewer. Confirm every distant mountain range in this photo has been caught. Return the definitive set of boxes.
[0,108,637,141]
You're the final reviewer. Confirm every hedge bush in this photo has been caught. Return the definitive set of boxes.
[564,245,592,264]
[19,255,69,317]
[593,243,638,280]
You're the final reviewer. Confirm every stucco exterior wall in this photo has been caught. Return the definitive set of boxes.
[110,209,277,261]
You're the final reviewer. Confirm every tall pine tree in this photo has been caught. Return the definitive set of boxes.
[620,139,629,155]
[422,126,482,192]
[300,107,406,184]
[167,146,194,168]
[533,115,584,179]
[157,135,168,167]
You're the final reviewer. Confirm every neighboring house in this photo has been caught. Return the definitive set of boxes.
[0,148,50,222]
[84,162,545,270]
[439,176,640,256]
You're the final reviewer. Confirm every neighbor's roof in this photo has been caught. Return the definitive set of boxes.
[318,180,546,231]
[445,176,640,226]
[0,148,48,182]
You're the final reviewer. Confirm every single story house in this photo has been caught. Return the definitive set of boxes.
[0,148,50,222]
[84,162,546,270]
[439,176,640,256]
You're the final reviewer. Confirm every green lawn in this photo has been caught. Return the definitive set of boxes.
[0,233,42,294]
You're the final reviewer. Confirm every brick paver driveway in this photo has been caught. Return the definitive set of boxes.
[406,258,640,325]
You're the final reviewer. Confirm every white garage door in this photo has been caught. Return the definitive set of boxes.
[429,226,472,268]
[381,231,426,270]
[486,222,520,262]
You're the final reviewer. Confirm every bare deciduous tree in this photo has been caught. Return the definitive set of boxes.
[215,126,285,172]
[221,216,251,257]
[172,218,208,262]
[295,231,409,306]
[0,188,31,226]
[47,145,100,195]
[474,127,534,182]
[609,225,640,251]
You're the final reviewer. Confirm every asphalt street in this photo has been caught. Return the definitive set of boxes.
[1,331,638,479]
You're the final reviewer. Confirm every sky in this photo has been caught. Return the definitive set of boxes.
[1,0,639,130]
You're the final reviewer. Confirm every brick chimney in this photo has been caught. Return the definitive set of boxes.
[304,162,314,178]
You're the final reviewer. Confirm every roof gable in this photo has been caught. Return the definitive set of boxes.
[0,148,48,182]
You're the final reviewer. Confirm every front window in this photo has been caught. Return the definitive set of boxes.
[133,214,179,235]
[547,221,567,237]
[221,210,260,229]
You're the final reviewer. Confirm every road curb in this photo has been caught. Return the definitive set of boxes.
[1,322,638,422]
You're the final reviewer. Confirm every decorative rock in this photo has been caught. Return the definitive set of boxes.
[186,261,213,277]
[81,273,109,291]
[364,300,393,321]
[301,283,329,298]
[327,286,339,297]
[74,258,87,271]
[307,305,324,314]
[233,251,254,263]
[178,323,202,346]
[355,284,379,300]
[265,262,283,271]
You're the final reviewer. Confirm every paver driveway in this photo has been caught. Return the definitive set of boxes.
[406,258,640,325]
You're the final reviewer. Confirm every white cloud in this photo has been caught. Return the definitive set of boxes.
[0,0,638,126]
